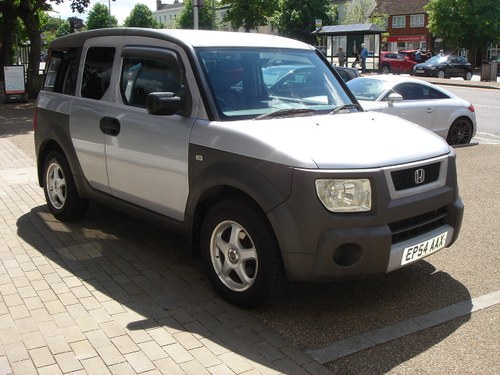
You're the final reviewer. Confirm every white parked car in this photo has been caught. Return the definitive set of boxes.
[346,75,476,145]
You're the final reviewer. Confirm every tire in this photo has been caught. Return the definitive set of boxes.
[200,199,284,309]
[464,71,472,80]
[43,151,89,221]
[437,70,445,79]
[381,65,390,75]
[447,117,474,145]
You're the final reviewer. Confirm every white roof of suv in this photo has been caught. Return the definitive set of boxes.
[49,28,314,51]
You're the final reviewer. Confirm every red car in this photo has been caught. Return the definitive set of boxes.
[379,51,418,74]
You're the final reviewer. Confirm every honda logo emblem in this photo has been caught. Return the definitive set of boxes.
[415,168,425,184]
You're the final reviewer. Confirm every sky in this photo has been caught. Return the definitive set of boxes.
[48,0,164,25]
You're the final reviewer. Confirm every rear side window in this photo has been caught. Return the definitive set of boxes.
[81,47,115,100]
[389,83,450,101]
[43,48,79,95]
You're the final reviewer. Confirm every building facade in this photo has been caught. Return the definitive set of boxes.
[375,0,433,53]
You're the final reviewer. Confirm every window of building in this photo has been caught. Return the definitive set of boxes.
[392,16,406,29]
[81,47,115,100]
[410,14,424,27]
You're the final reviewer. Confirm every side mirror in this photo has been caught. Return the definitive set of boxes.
[388,93,403,104]
[147,92,187,116]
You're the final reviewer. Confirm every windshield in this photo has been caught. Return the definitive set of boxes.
[346,78,389,101]
[426,55,447,64]
[196,48,354,119]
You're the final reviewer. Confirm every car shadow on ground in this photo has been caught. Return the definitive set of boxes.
[17,202,315,373]
[17,201,472,373]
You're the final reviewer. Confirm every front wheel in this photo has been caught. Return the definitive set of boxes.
[380,65,390,75]
[447,117,473,145]
[200,199,284,309]
[437,70,445,79]
[464,71,472,80]
[43,151,88,221]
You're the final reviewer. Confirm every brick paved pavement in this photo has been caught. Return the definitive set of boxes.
[0,104,331,374]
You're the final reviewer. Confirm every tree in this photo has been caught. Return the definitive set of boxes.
[273,0,336,44]
[221,0,276,32]
[343,0,376,24]
[86,3,118,30]
[175,0,216,30]
[0,0,19,80]
[425,0,500,63]
[124,4,161,28]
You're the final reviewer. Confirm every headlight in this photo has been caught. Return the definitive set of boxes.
[315,179,371,212]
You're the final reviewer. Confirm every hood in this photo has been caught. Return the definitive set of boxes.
[414,61,437,69]
[191,111,451,169]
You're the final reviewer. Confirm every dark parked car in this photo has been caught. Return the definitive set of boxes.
[334,65,360,81]
[413,55,473,80]
[379,51,417,74]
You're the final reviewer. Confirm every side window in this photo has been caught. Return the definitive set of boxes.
[43,48,79,95]
[427,86,450,100]
[390,83,427,101]
[81,47,115,100]
[120,55,183,108]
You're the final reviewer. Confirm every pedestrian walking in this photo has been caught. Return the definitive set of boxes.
[338,47,346,67]
[351,49,360,68]
[360,43,368,74]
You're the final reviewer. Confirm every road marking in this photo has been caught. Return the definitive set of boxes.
[473,132,500,144]
[306,289,500,364]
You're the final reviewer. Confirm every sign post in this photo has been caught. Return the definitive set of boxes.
[3,65,27,103]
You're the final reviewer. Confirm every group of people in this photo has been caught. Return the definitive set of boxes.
[337,43,369,73]
[337,46,443,73]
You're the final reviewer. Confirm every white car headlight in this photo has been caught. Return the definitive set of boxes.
[315,179,372,212]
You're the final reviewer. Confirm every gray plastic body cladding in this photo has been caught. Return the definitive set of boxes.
[187,145,294,216]
[267,158,463,282]
[35,106,87,190]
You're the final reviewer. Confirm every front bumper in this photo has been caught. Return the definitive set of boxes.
[267,155,463,282]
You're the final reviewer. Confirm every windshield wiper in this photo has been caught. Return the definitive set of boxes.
[255,108,315,120]
[329,104,359,115]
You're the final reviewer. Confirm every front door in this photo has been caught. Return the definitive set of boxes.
[104,46,194,221]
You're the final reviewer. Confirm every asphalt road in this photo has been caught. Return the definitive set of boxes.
[437,85,500,144]
[1,100,499,374]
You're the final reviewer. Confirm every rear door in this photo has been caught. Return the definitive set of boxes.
[70,40,119,193]
[104,41,196,221]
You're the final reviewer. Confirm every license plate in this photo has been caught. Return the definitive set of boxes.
[401,232,447,265]
[416,69,424,73]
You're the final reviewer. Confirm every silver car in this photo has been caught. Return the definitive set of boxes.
[347,75,476,145]
[35,29,464,308]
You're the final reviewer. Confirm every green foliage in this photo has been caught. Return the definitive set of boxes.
[124,3,161,28]
[86,2,118,29]
[425,0,500,50]
[221,0,276,32]
[344,0,376,24]
[176,0,216,30]
[273,0,335,44]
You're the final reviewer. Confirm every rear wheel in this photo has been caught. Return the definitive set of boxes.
[43,151,88,221]
[447,117,473,145]
[381,65,390,75]
[437,70,445,79]
[464,71,472,80]
[200,199,284,309]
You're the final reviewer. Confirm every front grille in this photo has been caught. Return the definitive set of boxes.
[391,162,440,191]
[389,207,447,244]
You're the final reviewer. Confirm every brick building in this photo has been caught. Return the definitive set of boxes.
[375,0,435,53]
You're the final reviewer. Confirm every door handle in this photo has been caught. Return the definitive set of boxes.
[99,117,121,136]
